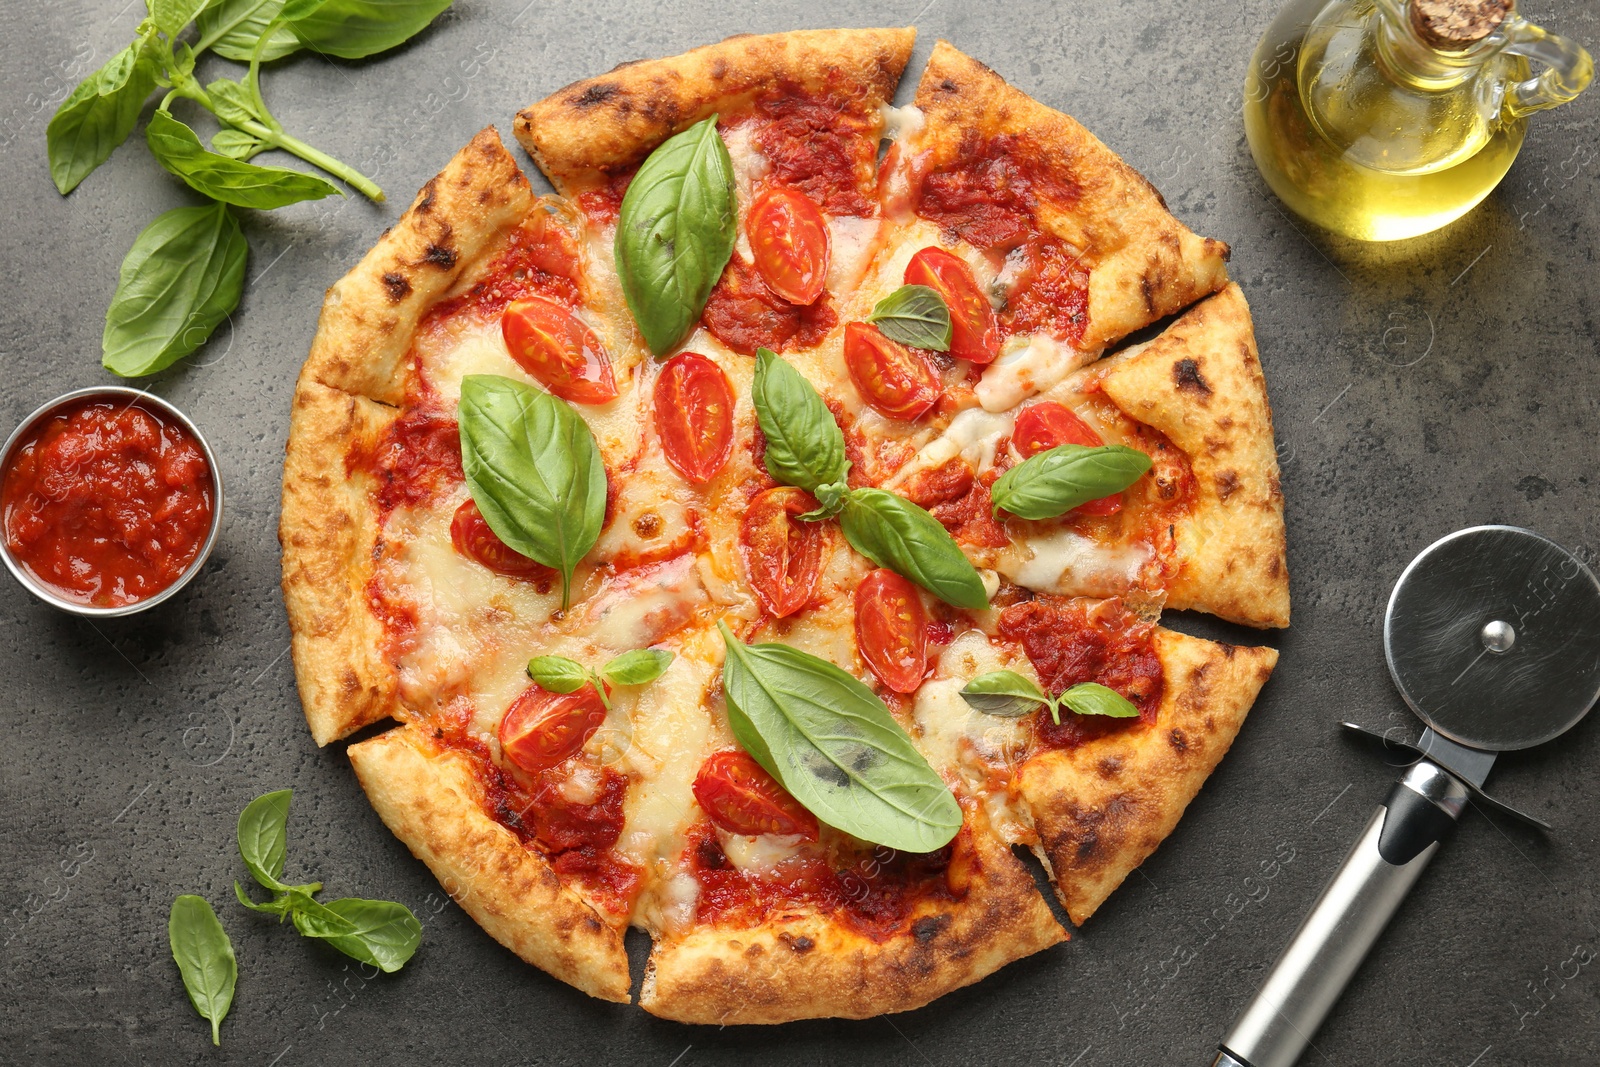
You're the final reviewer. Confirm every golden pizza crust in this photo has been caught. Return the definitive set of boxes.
[300,126,533,405]
[1019,627,1278,925]
[638,817,1064,1024]
[279,380,399,745]
[513,28,916,193]
[1099,284,1290,628]
[910,41,1230,349]
[347,725,633,1003]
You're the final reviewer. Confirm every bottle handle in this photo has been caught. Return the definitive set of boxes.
[1501,15,1594,118]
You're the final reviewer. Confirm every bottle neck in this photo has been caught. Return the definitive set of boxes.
[1372,0,1503,90]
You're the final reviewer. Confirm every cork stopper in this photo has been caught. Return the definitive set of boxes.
[1409,0,1512,48]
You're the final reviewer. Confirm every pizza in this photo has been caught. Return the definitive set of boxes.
[280,27,1287,1024]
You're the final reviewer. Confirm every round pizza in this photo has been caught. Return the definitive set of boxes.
[280,27,1288,1024]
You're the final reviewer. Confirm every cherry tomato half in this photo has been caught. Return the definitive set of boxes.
[653,352,734,484]
[451,499,557,581]
[500,295,618,404]
[693,749,819,839]
[747,187,830,306]
[1011,402,1122,517]
[843,322,941,421]
[855,569,930,694]
[498,681,608,774]
[740,486,827,618]
[904,247,1001,365]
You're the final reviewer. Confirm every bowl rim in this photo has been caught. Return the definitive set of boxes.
[0,386,225,618]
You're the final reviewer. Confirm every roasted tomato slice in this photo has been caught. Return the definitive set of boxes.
[500,295,618,404]
[498,682,608,774]
[653,352,734,484]
[450,499,557,581]
[747,186,830,306]
[855,569,930,694]
[1012,402,1122,516]
[904,247,1001,365]
[739,486,826,618]
[693,749,819,839]
[843,322,941,421]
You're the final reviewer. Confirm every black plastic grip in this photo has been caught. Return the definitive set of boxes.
[1376,781,1460,864]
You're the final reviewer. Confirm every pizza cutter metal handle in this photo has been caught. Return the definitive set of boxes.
[1211,760,1469,1067]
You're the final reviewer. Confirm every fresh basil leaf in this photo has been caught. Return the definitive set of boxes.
[752,347,848,497]
[196,0,302,61]
[1060,681,1140,719]
[236,789,292,891]
[148,110,340,209]
[839,488,989,610]
[458,375,606,610]
[526,655,591,694]
[103,202,249,377]
[286,0,453,60]
[615,116,736,355]
[959,670,1048,718]
[717,622,962,853]
[46,43,157,195]
[290,894,422,972]
[989,444,1152,521]
[168,895,237,1046]
[150,0,209,33]
[602,648,673,686]
[867,284,952,352]
[210,129,266,160]
[205,78,265,127]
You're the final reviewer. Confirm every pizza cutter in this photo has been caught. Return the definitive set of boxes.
[1211,525,1600,1067]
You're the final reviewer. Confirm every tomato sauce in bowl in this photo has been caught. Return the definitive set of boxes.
[0,388,221,614]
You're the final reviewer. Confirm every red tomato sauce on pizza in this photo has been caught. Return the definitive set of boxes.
[913,132,1083,251]
[701,254,838,355]
[999,596,1165,750]
[1,398,214,608]
[685,822,973,940]
[728,90,879,216]
[424,214,580,324]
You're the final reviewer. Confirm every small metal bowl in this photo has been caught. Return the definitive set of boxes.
[0,386,224,617]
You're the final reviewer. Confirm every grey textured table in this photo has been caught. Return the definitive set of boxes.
[3,1,1598,1064]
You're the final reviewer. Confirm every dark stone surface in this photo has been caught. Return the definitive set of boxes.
[2,1,1597,1064]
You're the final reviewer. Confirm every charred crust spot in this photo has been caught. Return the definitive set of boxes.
[1075,827,1100,862]
[583,917,603,933]
[780,933,815,954]
[1215,469,1240,500]
[1220,643,1238,660]
[1169,728,1189,753]
[423,243,457,269]
[912,914,951,943]
[1097,756,1124,779]
[710,58,729,79]
[381,272,411,302]
[339,668,361,695]
[415,179,438,213]
[1139,274,1156,312]
[1173,358,1212,396]
[939,78,959,93]
[573,82,621,108]
[1268,554,1283,577]
[744,942,764,958]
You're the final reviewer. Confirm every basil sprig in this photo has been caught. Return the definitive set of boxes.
[960,671,1139,725]
[615,117,737,355]
[233,789,422,972]
[168,895,237,1045]
[103,202,249,377]
[146,109,340,208]
[528,648,674,708]
[458,375,607,610]
[989,444,1153,520]
[751,349,988,608]
[718,622,962,852]
[46,42,158,195]
[867,284,952,351]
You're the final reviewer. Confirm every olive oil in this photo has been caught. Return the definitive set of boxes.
[1244,0,1591,241]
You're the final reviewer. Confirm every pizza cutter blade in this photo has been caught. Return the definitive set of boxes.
[1212,526,1600,1067]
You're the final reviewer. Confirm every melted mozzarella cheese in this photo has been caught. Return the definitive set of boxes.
[976,334,1097,413]
[999,527,1153,597]
[884,406,1013,490]
[566,554,707,652]
[722,833,806,874]
[880,103,926,142]
[826,215,883,294]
